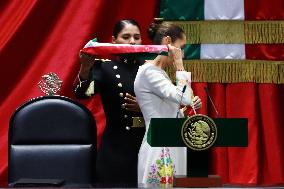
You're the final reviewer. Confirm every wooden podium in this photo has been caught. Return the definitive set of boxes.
[147,117,248,187]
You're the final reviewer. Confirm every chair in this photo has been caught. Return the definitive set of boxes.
[8,96,96,187]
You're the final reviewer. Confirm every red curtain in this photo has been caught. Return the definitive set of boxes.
[0,0,283,187]
[0,0,158,186]
[192,0,284,185]
[199,83,284,185]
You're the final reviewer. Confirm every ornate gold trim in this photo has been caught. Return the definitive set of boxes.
[165,60,284,83]
[167,20,284,44]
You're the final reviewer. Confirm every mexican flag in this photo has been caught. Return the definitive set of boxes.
[160,0,284,185]
[161,0,284,83]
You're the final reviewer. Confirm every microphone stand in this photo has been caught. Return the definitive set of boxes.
[204,86,220,118]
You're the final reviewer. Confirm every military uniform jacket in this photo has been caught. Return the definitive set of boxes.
[73,57,145,185]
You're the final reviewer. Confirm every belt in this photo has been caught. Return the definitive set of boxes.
[131,117,145,128]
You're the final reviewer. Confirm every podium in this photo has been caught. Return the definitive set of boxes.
[147,117,248,187]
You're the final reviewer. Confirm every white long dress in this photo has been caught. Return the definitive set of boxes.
[134,63,193,185]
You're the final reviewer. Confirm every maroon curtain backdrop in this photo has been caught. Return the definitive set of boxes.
[0,0,158,186]
[191,0,284,185]
[0,0,283,187]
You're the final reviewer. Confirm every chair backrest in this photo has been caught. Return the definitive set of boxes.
[8,96,96,187]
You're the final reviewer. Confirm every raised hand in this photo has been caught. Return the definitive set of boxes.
[79,52,96,80]
[167,44,184,71]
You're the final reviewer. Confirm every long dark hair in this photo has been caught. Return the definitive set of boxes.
[113,19,141,38]
[147,19,184,45]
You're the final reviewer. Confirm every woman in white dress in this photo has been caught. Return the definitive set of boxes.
[134,21,202,185]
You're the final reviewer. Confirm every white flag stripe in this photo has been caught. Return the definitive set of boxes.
[204,0,245,20]
[200,44,245,59]
[202,0,245,60]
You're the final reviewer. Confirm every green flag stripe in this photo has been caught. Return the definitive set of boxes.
[184,44,200,60]
[160,0,204,58]
[160,0,204,21]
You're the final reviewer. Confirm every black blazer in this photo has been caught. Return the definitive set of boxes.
[74,57,145,185]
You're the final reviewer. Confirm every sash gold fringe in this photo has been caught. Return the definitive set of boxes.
[168,21,284,44]
[165,60,284,83]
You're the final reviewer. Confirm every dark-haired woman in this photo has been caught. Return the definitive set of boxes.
[73,19,145,185]
[134,22,201,185]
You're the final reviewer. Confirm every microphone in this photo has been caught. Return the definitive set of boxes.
[204,86,220,118]
[176,85,187,118]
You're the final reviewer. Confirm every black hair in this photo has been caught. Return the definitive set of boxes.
[147,19,184,45]
[113,19,141,38]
